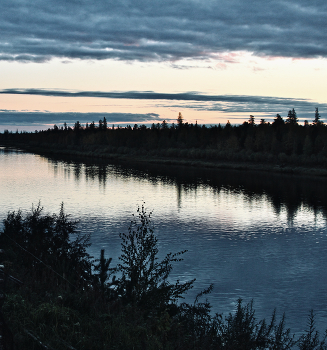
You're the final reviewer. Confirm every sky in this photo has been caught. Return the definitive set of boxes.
[0,0,327,131]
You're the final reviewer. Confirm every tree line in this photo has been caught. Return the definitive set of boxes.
[1,108,327,167]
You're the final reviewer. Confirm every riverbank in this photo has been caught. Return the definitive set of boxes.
[2,118,327,178]
[2,140,327,178]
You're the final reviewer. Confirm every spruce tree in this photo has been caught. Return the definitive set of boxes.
[313,107,322,125]
[272,114,284,127]
[286,108,298,125]
[177,112,184,128]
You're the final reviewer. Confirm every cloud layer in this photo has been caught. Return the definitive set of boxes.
[1,88,326,115]
[1,0,326,63]
[0,111,161,126]
[1,89,326,124]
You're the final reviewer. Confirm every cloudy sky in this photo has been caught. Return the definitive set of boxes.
[0,0,327,130]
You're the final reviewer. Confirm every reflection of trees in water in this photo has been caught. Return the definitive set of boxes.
[47,155,110,188]
[176,183,182,209]
[122,162,327,222]
[0,146,23,155]
[140,164,327,223]
[46,154,327,222]
[73,163,82,181]
[84,164,108,187]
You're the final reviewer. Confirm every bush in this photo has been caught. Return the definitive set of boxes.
[0,203,92,289]
[1,204,327,349]
[115,205,194,312]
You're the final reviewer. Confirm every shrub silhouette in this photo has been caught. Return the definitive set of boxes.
[115,204,194,312]
[0,203,327,349]
[1,203,92,289]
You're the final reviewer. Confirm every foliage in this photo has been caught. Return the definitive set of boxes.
[94,249,114,293]
[2,108,327,168]
[116,205,194,311]
[1,204,327,349]
[216,299,295,350]
[313,108,323,126]
[298,311,327,350]
[286,109,298,125]
[1,203,92,289]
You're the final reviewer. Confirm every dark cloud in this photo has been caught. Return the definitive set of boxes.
[0,111,161,126]
[1,87,326,110]
[0,88,326,124]
[0,88,318,105]
[0,0,326,62]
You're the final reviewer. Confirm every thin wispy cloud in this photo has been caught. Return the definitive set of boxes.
[0,88,318,104]
[0,111,161,126]
[0,0,326,63]
[0,88,325,114]
[0,89,325,124]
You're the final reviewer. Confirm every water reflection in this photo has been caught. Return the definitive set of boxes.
[1,147,327,335]
[44,152,327,224]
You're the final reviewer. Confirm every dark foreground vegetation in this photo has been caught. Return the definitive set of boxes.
[1,204,327,349]
[1,109,327,173]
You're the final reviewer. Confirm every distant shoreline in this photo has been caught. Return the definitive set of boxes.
[2,115,327,178]
[2,141,327,178]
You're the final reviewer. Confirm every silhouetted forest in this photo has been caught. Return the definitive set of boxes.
[1,108,327,168]
[1,204,327,349]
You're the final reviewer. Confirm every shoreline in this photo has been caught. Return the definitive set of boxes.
[2,141,327,178]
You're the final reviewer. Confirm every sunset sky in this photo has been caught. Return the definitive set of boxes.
[0,0,327,131]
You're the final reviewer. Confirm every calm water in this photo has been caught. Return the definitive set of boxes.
[1,146,327,335]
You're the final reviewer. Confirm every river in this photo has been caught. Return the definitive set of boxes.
[1,146,327,335]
